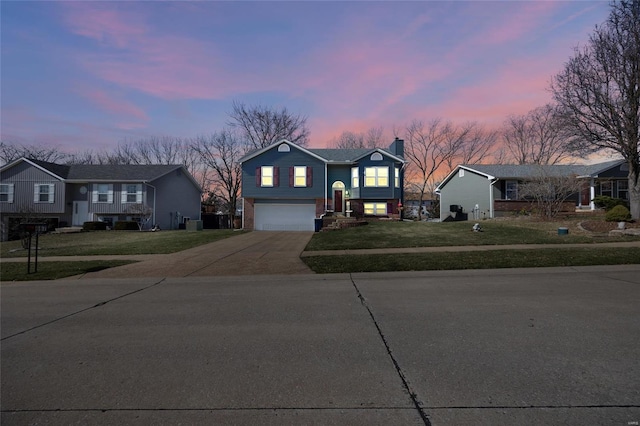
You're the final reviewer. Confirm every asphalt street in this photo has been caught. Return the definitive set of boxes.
[2,266,639,425]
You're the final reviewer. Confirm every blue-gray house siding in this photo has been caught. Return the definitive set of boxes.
[1,158,202,240]
[239,139,406,230]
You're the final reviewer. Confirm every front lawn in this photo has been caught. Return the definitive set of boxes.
[1,229,243,258]
[302,247,640,273]
[305,217,638,251]
[1,260,136,281]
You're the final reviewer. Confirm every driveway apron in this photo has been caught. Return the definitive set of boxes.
[79,231,314,279]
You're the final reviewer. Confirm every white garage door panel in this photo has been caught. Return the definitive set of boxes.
[255,203,315,231]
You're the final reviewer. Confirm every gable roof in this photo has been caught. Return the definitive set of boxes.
[65,164,185,182]
[436,160,627,193]
[240,139,406,164]
[1,157,201,190]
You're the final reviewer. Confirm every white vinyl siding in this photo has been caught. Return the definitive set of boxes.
[93,184,114,203]
[121,184,143,203]
[33,184,55,203]
[0,183,14,203]
[364,167,389,187]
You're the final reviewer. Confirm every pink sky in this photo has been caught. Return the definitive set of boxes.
[1,1,611,152]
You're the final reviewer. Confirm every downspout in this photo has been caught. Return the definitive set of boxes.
[144,182,157,226]
[324,162,328,214]
[489,177,498,219]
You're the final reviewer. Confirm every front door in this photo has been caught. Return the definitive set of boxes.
[334,190,343,213]
[72,201,89,226]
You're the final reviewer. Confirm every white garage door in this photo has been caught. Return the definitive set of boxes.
[254,203,316,231]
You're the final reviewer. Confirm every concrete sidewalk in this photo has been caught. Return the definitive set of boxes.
[2,237,639,279]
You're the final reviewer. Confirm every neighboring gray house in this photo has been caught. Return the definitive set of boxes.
[0,158,202,240]
[239,138,406,230]
[435,160,628,220]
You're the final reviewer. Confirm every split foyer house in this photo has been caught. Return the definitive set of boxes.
[0,158,202,240]
[435,159,629,220]
[239,138,406,231]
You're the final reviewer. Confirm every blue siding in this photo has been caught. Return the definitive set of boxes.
[242,147,325,198]
[354,155,403,200]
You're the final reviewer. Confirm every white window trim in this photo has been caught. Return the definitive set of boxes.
[0,183,14,203]
[294,166,307,187]
[395,167,400,188]
[351,167,359,188]
[364,166,389,187]
[261,166,274,187]
[93,184,114,203]
[121,184,143,203]
[364,202,387,215]
[33,183,55,203]
[505,180,518,200]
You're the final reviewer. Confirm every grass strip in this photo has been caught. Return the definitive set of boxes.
[302,247,640,273]
[1,260,136,281]
[1,229,242,258]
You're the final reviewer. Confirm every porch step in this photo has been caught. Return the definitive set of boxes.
[321,217,367,231]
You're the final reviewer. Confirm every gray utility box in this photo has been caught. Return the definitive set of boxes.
[186,220,203,231]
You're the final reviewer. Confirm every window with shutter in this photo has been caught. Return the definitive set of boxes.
[0,184,14,203]
[34,184,54,203]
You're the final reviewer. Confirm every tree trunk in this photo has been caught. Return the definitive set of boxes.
[629,168,640,220]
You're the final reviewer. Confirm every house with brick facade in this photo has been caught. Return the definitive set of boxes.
[435,160,628,220]
[239,139,406,230]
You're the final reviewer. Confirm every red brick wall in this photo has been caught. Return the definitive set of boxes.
[243,198,255,230]
[493,200,575,215]
[315,198,324,217]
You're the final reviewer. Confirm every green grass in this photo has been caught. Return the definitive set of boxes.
[305,219,638,251]
[1,260,136,281]
[1,229,243,258]
[302,247,640,273]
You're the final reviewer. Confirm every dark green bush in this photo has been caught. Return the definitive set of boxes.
[593,195,628,211]
[605,205,632,222]
[82,221,107,231]
[114,221,139,231]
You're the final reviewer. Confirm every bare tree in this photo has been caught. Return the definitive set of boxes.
[125,203,154,230]
[551,0,640,218]
[227,101,310,149]
[331,127,387,149]
[0,141,68,165]
[519,169,584,220]
[192,130,244,222]
[403,119,460,220]
[332,131,366,149]
[444,121,498,169]
[501,104,577,165]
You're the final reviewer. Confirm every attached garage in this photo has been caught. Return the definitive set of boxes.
[254,202,316,231]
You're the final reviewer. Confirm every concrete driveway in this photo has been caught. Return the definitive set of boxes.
[78,231,314,279]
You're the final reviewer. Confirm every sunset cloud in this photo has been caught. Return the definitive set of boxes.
[1,1,610,151]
